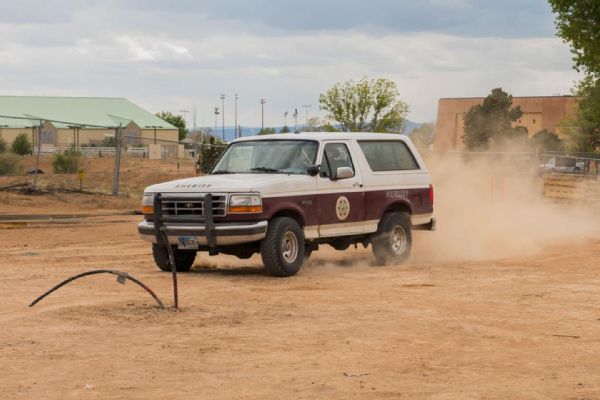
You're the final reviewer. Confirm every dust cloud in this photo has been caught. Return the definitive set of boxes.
[414,152,600,262]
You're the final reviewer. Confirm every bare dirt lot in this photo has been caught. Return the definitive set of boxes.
[2,156,600,399]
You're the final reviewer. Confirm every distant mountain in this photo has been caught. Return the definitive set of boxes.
[191,120,424,142]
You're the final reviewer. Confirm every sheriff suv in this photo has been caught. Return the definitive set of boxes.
[139,132,435,276]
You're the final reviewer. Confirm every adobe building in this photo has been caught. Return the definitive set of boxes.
[0,96,180,155]
[433,95,579,150]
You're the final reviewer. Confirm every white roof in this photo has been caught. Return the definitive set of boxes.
[233,131,410,142]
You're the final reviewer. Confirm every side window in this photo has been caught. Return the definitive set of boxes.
[358,140,419,171]
[320,143,354,178]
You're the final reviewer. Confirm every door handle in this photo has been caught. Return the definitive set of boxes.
[353,182,363,188]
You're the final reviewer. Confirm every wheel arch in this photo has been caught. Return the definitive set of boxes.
[269,208,306,227]
[381,200,412,219]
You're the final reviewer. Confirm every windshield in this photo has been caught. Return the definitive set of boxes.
[211,140,319,175]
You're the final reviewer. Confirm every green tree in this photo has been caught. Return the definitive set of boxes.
[408,123,434,150]
[319,77,409,133]
[549,0,600,79]
[530,129,565,153]
[197,135,226,174]
[258,127,276,135]
[280,125,290,133]
[11,133,32,155]
[563,79,600,152]
[155,111,188,141]
[0,137,6,153]
[549,1,600,153]
[462,88,525,150]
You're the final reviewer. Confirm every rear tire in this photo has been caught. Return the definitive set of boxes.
[372,212,412,266]
[260,217,305,277]
[152,244,196,272]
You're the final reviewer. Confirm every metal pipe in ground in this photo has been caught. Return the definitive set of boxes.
[29,270,165,309]
[154,193,179,309]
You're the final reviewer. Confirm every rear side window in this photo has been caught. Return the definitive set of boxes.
[358,140,419,171]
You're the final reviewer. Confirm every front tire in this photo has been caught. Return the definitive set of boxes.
[152,244,196,272]
[372,212,412,266]
[260,217,305,277]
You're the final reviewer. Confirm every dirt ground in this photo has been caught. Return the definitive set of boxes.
[2,156,600,399]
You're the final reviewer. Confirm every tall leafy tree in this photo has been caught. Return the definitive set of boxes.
[549,0,600,79]
[549,0,600,152]
[319,77,409,133]
[408,123,434,150]
[155,111,188,141]
[462,88,525,150]
[531,129,565,152]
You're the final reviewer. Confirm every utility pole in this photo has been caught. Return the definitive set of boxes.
[220,94,225,141]
[284,111,288,128]
[234,94,238,139]
[260,98,266,130]
[302,104,312,126]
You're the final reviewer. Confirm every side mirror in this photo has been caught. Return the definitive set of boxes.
[333,166,354,180]
[307,165,320,176]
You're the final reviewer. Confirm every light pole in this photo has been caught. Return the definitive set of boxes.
[302,104,312,126]
[220,94,225,141]
[260,99,266,130]
[234,94,238,139]
[214,107,220,134]
[179,109,189,128]
[284,111,288,128]
[293,108,298,132]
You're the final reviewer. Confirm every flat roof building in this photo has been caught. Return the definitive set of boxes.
[434,95,579,151]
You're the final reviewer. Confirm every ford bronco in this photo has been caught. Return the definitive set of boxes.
[139,132,435,276]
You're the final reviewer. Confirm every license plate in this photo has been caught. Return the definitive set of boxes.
[177,236,199,250]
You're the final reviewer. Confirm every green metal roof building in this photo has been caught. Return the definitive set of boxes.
[0,96,178,149]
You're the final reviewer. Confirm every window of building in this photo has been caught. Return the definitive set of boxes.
[358,140,419,171]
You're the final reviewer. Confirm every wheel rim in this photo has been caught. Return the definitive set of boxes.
[391,225,407,255]
[281,231,299,263]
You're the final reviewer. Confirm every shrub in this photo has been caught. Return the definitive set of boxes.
[0,153,22,175]
[0,137,6,153]
[52,149,81,174]
[197,136,226,173]
[11,133,32,155]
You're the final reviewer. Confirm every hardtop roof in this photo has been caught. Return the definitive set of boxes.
[233,132,410,142]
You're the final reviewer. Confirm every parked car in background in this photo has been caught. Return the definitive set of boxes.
[539,156,584,174]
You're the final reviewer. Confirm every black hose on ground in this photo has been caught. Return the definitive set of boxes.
[28,269,165,309]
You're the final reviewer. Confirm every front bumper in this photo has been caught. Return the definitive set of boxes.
[138,220,268,246]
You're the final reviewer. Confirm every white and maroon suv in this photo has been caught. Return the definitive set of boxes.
[139,132,435,276]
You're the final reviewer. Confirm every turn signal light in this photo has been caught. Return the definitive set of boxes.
[228,205,263,213]
[142,205,154,214]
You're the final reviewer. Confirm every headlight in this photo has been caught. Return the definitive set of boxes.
[228,194,262,213]
[142,194,154,216]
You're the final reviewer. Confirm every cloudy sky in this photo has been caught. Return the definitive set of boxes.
[0,0,579,127]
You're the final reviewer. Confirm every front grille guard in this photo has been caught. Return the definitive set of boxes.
[153,193,217,250]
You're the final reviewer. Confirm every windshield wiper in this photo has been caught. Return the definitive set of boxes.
[250,167,286,174]
[212,170,235,174]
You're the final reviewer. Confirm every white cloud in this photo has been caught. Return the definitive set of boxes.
[0,5,579,127]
